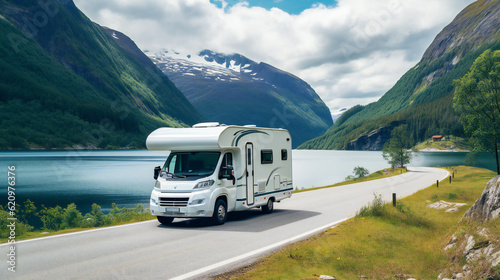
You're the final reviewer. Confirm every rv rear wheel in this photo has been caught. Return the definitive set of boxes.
[157,216,174,225]
[212,199,227,225]
[262,198,274,214]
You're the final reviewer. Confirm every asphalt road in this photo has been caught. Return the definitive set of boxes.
[1,167,449,280]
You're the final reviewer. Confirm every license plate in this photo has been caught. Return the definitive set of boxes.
[166,207,180,213]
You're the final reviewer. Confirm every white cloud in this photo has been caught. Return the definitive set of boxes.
[74,0,475,112]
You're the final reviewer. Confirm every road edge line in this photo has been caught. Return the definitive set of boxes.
[0,219,157,247]
[170,217,351,280]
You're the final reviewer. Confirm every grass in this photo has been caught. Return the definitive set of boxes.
[218,166,497,280]
[295,168,408,193]
[414,136,470,151]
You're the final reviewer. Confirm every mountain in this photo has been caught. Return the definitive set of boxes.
[300,0,500,150]
[0,0,201,149]
[146,49,333,147]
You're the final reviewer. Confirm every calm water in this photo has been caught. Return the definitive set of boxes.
[0,150,497,213]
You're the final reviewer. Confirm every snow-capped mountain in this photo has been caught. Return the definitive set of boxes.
[146,49,264,83]
[146,49,333,147]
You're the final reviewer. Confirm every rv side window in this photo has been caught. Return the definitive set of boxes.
[247,148,252,165]
[261,150,273,164]
[167,155,177,172]
[219,153,234,179]
[281,149,288,160]
[222,153,233,167]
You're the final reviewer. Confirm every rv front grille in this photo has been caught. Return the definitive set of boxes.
[159,197,189,207]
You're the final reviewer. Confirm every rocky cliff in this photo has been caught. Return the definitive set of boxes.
[463,175,500,221]
[440,175,500,279]
[345,121,404,151]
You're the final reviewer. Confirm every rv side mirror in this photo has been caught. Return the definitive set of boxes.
[230,173,235,185]
[219,166,235,182]
[154,166,161,180]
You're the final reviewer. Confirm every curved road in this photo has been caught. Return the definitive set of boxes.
[1,167,448,279]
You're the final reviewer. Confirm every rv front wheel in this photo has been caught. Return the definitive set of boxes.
[212,199,227,225]
[157,216,174,225]
[262,198,274,214]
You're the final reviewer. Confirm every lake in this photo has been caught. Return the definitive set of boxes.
[0,150,497,213]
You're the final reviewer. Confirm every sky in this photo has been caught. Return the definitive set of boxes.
[209,0,337,15]
[73,0,475,115]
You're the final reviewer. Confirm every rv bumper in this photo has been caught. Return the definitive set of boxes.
[150,189,212,218]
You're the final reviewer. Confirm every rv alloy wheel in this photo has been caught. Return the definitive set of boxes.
[212,199,227,225]
[262,198,274,214]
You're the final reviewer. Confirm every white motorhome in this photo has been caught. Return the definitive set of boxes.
[146,122,293,225]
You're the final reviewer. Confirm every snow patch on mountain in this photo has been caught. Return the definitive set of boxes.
[145,49,258,82]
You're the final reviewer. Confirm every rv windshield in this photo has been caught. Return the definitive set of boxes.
[163,152,221,177]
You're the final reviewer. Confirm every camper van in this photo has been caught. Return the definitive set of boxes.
[146,122,293,225]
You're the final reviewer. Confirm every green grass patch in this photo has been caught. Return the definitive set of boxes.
[220,166,496,280]
[414,136,471,151]
[295,168,408,193]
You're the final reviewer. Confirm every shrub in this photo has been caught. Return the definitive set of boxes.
[18,199,43,229]
[40,205,64,231]
[354,166,369,178]
[357,193,431,228]
[0,208,32,238]
[81,203,111,228]
[61,203,83,229]
[357,193,385,217]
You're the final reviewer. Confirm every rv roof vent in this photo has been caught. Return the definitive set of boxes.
[244,125,257,128]
[193,122,221,128]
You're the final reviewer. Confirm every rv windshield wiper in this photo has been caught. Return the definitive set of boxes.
[166,172,186,178]
[185,174,208,177]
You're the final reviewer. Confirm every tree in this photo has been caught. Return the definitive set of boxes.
[453,49,500,175]
[383,124,412,168]
[354,166,369,178]
[346,166,370,181]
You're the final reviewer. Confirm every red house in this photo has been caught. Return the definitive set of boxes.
[432,135,443,141]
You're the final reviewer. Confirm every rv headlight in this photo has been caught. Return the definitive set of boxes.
[193,179,214,190]
[155,181,161,190]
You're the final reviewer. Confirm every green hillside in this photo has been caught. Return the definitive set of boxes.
[0,0,201,149]
[300,0,500,150]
